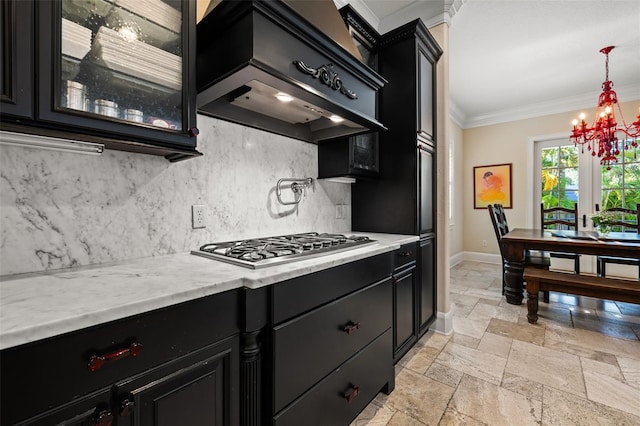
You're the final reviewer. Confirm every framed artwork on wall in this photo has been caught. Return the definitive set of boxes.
[473,163,513,209]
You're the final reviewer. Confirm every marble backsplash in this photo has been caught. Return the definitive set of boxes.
[0,115,351,276]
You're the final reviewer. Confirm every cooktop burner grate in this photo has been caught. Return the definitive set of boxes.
[192,232,375,268]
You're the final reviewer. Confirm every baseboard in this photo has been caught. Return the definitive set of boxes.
[450,252,464,267]
[461,251,502,265]
[432,309,453,335]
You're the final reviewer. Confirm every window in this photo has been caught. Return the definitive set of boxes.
[601,149,640,210]
[540,145,579,209]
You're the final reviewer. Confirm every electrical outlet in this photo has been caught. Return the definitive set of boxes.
[482,239,487,247]
[192,205,206,229]
[335,204,344,219]
[341,204,348,219]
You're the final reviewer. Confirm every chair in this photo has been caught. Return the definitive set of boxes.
[488,204,551,300]
[541,203,581,274]
[595,204,640,279]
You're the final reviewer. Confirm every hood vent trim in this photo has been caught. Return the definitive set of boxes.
[293,61,358,100]
[196,0,386,143]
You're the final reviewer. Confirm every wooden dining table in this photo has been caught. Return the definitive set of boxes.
[500,228,640,305]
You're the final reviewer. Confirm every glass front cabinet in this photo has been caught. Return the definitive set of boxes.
[1,0,199,161]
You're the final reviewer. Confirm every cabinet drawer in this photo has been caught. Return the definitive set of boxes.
[272,252,392,324]
[274,329,392,426]
[393,242,417,271]
[273,278,392,412]
[0,289,239,426]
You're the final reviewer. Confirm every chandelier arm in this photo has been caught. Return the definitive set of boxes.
[615,103,640,135]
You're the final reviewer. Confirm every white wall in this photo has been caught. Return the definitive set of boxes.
[462,100,640,257]
[0,115,351,276]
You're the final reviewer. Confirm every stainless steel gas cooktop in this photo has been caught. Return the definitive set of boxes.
[191,232,375,269]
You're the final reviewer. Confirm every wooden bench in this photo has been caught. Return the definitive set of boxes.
[523,266,640,324]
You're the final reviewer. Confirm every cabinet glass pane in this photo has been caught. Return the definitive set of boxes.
[60,0,183,130]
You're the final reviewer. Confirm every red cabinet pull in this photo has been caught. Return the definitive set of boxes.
[342,321,361,335]
[93,409,114,426]
[119,397,135,417]
[88,342,143,372]
[343,384,360,403]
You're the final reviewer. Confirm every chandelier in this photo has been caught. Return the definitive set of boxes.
[570,46,640,169]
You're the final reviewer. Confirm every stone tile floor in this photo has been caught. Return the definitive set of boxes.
[351,261,640,425]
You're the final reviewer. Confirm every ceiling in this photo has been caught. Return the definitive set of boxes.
[338,0,640,128]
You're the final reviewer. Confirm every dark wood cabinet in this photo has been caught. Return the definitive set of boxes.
[17,338,238,426]
[419,237,436,333]
[352,19,441,348]
[0,0,33,119]
[393,264,417,361]
[419,142,435,235]
[352,19,441,237]
[418,50,434,140]
[117,337,239,426]
[318,133,379,180]
[272,279,392,413]
[272,330,392,426]
[267,253,394,425]
[1,290,240,426]
[394,269,415,349]
[392,242,418,363]
[0,0,200,161]
[13,389,113,426]
[1,253,401,426]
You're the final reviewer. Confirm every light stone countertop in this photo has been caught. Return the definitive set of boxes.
[0,233,418,350]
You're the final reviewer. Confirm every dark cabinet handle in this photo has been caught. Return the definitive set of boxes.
[119,397,135,417]
[188,127,200,137]
[583,214,586,228]
[343,384,360,403]
[88,342,143,372]
[398,251,413,257]
[93,409,114,426]
[342,321,361,335]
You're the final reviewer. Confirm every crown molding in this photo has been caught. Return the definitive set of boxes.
[378,0,467,32]
[333,0,380,31]
[444,0,467,26]
[334,1,468,35]
[459,83,640,129]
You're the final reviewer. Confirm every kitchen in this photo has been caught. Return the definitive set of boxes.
[1,0,640,425]
[1,0,438,424]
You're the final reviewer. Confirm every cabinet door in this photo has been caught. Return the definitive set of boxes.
[117,337,239,426]
[393,265,417,362]
[36,0,196,147]
[418,48,434,141]
[419,237,436,334]
[0,0,33,118]
[16,389,113,426]
[418,143,435,236]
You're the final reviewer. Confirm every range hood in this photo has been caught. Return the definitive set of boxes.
[196,0,386,143]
